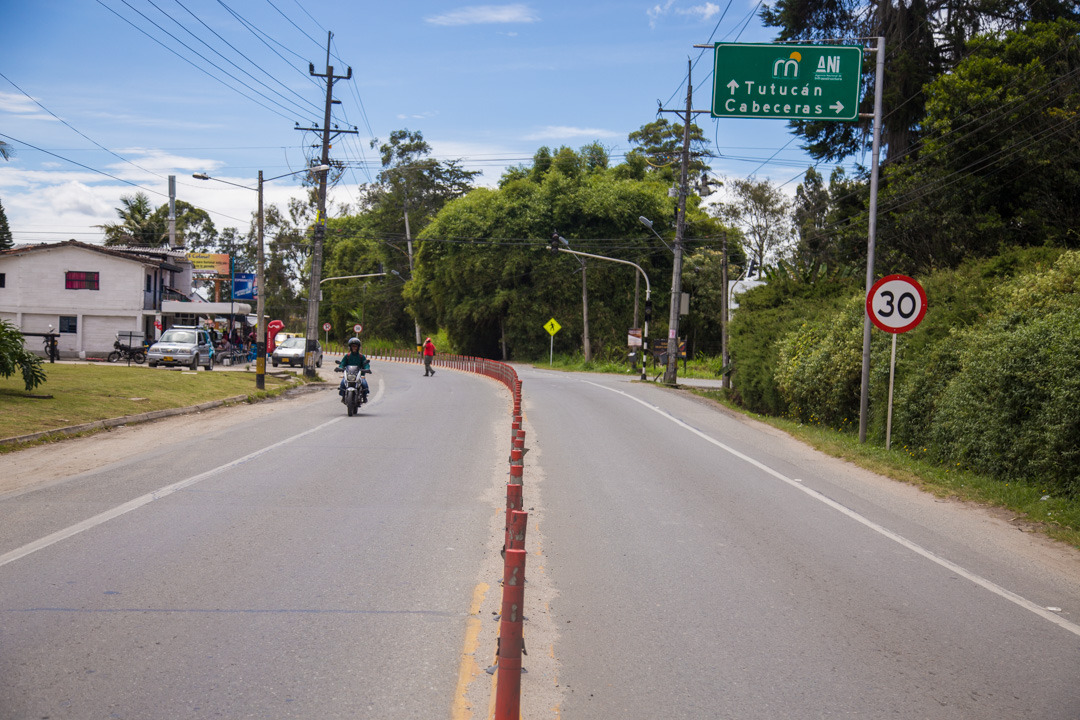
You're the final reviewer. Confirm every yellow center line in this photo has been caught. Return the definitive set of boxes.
[451,582,490,720]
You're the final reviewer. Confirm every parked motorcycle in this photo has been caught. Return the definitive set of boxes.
[335,365,370,416]
[108,339,147,364]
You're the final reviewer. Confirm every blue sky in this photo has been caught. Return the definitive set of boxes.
[0,1,857,245]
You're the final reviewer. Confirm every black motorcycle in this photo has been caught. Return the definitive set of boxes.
[335,365,370,416]
[108,339,147,364]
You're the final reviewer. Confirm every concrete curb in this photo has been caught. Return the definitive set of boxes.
[0,382,332,448]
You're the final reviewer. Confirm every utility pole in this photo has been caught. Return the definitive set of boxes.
[402,194,422,352]
[661,61,693,385]
[721,231,729,389]
[858,36,887,443]
[299,31,357,378]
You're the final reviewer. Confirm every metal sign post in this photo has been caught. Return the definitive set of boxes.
[867,274,928,450]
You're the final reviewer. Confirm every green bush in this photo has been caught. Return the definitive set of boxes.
[0,320,46,392]
[775,295,864,427]
[928,252,1080,495]
[728,274,858,415]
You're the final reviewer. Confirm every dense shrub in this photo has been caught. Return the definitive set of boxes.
[727,274,857,414]
[775,296,863,427]
[730,247,1080,495]
[928,252,1080,495]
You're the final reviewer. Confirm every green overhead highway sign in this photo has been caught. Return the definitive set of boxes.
[712,43,864,121]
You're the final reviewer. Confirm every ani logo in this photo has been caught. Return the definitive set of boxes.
[772,51,801,79]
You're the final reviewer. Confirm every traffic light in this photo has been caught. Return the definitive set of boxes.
[550,232,562,254]
[644,299,653,323]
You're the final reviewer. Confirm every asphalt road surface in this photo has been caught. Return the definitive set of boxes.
[2,360,1079,719]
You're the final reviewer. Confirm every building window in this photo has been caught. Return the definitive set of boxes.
[0,273,5,288]
[59,316,78,333]
[65,271,100,290]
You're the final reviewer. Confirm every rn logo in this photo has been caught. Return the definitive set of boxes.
[772,51,801,79]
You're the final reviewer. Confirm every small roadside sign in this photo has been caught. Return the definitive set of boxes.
[353,323,363,333]
[544,318,561,366]
[867,275,927,334]
[323,322,332,331]
[867,274,928,452]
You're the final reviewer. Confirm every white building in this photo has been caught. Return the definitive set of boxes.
[0,241,197,358]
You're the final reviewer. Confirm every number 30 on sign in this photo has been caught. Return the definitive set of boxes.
[866,275,927,334]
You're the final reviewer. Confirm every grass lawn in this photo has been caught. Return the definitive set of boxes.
[0,363,316,442]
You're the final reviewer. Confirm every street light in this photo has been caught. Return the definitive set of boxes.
[193,164,330,389]
[553,234,651,381]
[638,216,673,253]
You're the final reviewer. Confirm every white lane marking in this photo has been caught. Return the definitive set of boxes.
[584,380,1080,639]
[0,415,344,569]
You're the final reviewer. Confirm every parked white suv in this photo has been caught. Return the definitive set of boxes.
[147,326,215,370]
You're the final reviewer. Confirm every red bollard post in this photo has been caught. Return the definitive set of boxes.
[505,483,523,534]
[495,548,527,720]
[507,510,528,551]
[508,462,523,484]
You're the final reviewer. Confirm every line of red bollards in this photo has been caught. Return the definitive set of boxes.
[495,377,528,720]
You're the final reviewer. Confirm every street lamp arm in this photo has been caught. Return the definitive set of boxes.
[192,173,254,191]
[192,164,329,190]
[557,247,650,297]
[320,272,388,285]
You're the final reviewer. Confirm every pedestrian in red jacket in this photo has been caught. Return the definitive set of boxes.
[423,337,436,376]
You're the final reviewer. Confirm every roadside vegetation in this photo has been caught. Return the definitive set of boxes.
[0,364,311,446]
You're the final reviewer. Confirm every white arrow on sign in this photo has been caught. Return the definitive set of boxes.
[829,101,845,114]
[727,79,739,94]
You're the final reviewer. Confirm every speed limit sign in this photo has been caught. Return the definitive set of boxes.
[353,324,363,333]
[867,274,927,334]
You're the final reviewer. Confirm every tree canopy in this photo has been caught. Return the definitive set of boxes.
[0,197,12,251]
[409,143,726,359]
[878,19,1080,270]
[762,0,1080,162]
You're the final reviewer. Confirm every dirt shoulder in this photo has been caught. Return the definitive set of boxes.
[0,387,328,498]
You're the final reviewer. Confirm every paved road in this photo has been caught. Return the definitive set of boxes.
[0,360,508,719]
[3,361,1079,719]
[518,367,1080,719]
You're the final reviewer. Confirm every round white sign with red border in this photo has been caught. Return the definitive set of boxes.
[353,324,363,333]
[866,275,927,334]
[322,322,331,331]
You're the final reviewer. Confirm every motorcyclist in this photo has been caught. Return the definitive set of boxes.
[337,337,370,402]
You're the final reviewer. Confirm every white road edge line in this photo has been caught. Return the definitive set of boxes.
[0,414,345,569]
[585,380,1080,639]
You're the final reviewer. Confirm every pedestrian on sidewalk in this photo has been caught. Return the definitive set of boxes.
[423,337,436,376]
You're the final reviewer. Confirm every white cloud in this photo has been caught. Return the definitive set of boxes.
[425,4,539,26]
[647,1,721,27]
[647,0,677,28]
[0,91,44,115]
[677,2,721,21]
[523,126,621,141]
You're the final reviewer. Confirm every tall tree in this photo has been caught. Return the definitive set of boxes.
[719,177,794,274]
[100,193,162,246]
[626,118,713,182]
[880,19,1080,270]
[0,197,12,251]
[410,144,722,358]
[761,0,1080,162]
